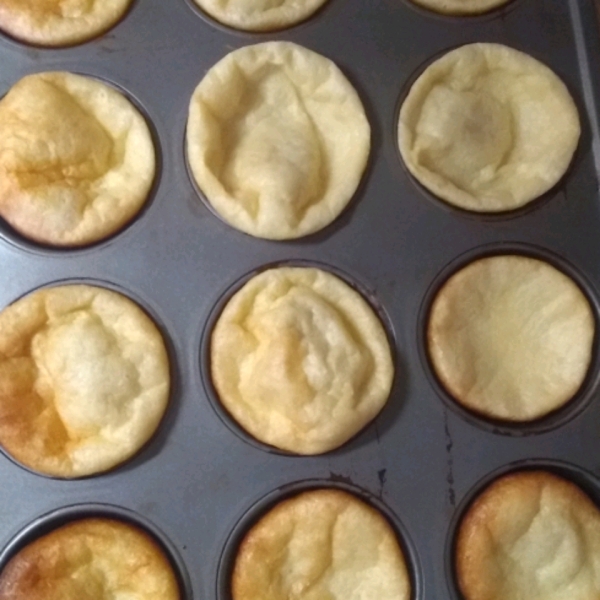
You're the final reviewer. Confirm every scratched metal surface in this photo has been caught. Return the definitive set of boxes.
[1,1,600,598]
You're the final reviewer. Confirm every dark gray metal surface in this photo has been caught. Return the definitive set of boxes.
[1,1,600,598]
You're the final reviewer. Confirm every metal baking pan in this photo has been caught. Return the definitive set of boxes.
[1,0,600,598]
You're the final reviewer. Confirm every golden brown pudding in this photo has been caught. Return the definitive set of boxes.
[398,44,580,212]
[192,0,329,31]
[210,266,394,454]
[0,0,132,47]
[456,470,600,600]
[408,0,512,15]
[0,284,170,478]
[233,489,411,600]
[0,72,155,246]
[0,518,180,600]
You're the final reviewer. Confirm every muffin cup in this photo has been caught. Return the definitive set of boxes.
[217,478,421,600]
[0,502,193,599]
[444,459,600,600]
[418,242,600,435]
[0,277,180,480]
[199,259,398,455]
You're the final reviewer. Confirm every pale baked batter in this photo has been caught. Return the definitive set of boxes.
[398,44,580,212]
[0,0,132,47]
[210,267,394,453]
[408,0,512,15]
[456,471,600,600]
[233,489,411,600]
[192,0,329,31]
[0,518,180,600]
[0,72,155,246]
[0,284,170,477]
[187,42,371,240]
[427,255,594,421]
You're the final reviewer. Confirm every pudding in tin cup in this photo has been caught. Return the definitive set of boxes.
[0,284,170,478]
[0,518,181,600]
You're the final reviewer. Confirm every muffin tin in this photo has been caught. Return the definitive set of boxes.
[1,0,600,598]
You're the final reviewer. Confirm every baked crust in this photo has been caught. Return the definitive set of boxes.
[210,267,394,454]
[456,470,600,600]
[408,0,511,15]
[0,284,170,478]
[0,72,155,246]
[427,255,594,421]
[0,0,132,47]
[187,41,370,240]
[192,0,329,31]
[233,489,411,600]
[398,43,580,212]
[0,518,180,600]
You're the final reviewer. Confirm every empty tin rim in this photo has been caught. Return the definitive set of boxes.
[444,459,600,600]
[0,70,162,255]
[217,478,422,600]
[417,241,600,436]
[0,502,193,599]
[199,259,399,456]
[0,276,180,481]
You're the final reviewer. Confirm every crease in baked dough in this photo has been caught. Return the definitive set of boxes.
[35,312,141,429]
[500,489,587,593]
[3,82,113,190]
[215,66,327,226]
[414,82,516,196]
[5,78,131,210]
[236,290,370,421]
[284,513,337,596]
[67,554,109,599]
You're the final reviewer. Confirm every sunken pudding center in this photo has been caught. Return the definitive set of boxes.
[0,79,115,212]
[33,310,140,433]
[415,86,513,192]
[214,69,326,227]
[238,287,370,413]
